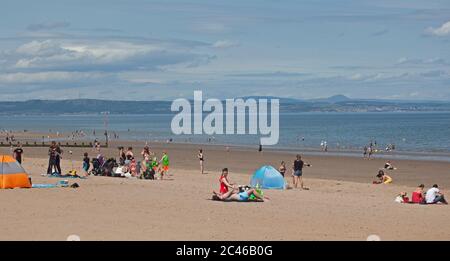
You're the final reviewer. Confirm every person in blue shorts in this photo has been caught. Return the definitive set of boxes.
[212,187,267,202]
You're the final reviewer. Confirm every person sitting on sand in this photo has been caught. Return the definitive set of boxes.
[212,187,268,202]
[425,184,448,205]
[384,161,396,170]
[219,168,235,195]
[141,156,155,180]
[151,156,159,171]
[373,170,392,184]
[395,192,410,203]
[125,147,134,164]
[411,184,426,204]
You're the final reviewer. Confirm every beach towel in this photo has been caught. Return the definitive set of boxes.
[46,173,87,179]
[32,184,57,188]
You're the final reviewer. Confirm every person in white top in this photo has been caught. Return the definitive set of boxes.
[425,184,448,204]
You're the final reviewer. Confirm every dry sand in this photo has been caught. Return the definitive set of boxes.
[0,142,449,240]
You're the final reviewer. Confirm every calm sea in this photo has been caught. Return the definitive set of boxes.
[2,112,450,156]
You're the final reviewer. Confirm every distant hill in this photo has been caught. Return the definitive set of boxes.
[310,95,352,103]
[0,96,450,115]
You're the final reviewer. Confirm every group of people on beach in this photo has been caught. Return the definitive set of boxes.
[278,154,311,189]
[396,184,448,205]
[81,145,170,180]
[211,153,313,202]
[213,168,268,202]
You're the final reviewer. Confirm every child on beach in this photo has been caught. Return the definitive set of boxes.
[141,156,155,180]
[159,151,169,179]
[373,170,392,184]
[395,192,410,203]
[82,152,90,176]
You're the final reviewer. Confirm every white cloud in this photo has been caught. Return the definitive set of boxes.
[3,39,213,72]
[212,40,239,49]
[425,21,450,36]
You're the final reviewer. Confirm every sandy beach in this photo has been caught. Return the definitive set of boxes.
[1,141,449,241]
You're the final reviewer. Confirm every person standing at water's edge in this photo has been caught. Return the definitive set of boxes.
[198,149,204,174]
[13,142,24,164]
[292,154,311,190]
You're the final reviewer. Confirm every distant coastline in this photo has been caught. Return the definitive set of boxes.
[1,95,450,115]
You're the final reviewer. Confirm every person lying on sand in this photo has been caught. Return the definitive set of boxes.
[384,161,397,170]
[373,170,393,184]
[395,192,410,203]
[212,188,268,202]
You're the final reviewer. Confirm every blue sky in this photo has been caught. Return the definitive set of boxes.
[0,0,449,101]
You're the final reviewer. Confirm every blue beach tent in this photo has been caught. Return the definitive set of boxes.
[250,165,285,189]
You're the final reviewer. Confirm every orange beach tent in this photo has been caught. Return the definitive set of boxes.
[0,155,31,189]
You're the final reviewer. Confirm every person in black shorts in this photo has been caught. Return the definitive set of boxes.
[13,142,24,164]
[292,154,311,189]
[198,149,204,174]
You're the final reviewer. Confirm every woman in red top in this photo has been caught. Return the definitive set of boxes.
[219,168,234,194]
[411,184,425,204]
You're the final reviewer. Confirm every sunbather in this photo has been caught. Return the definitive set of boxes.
[212,187,268,202]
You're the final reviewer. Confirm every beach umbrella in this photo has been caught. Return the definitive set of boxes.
[250,165,285,189]
[0,155,31,189]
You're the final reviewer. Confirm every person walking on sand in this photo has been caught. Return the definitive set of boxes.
[159,151,170,179]
[292,154,311,189]
[198,149,204,174]
[13,142,24,164]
